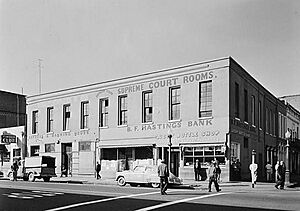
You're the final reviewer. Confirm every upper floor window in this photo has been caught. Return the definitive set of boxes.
[251,95,255,125]
[118,95,128,125]
[142,91,153,123]
[99,98,109,127]
[63,104,71,131]
[258,100,262,129]
[80,101,89,129]
[244,89,248,122]
[169,86,181,120]
[47,107,54,133]
[199,81,212,118]
[32,110,38,134]
[234,83,240,118]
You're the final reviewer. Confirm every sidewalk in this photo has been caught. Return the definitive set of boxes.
[50,176,300,191]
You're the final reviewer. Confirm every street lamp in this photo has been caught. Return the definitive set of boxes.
[251,150,256,164]
[285,130,291,184]
[167,130,172,173]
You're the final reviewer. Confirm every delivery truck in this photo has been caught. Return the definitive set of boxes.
[8,156,56,182]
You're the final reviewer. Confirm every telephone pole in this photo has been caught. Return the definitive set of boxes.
[38,58,42,94]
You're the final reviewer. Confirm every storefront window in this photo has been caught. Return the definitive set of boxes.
[183,145,225,166]
[79,141,91,151]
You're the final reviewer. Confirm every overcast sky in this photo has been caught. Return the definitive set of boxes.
[0,0,299,97]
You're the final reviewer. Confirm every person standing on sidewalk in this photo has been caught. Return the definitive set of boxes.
[158,160,169,195]
[249,161,258,188]
[274,161,280,182]
[11,161,19,181]
[96,161,101,179]
[275,161,286,189]
[265,162,272,182]
[194,159,201,181]
[208,161,221,192]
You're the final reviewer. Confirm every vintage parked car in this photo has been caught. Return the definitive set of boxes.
[116,165,183,188]
[0,170,3,178]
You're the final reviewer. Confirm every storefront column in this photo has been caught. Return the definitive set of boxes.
[162,147,165,161]
[153,147,157,165]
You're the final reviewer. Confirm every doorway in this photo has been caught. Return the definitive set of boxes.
[61,143,72,176]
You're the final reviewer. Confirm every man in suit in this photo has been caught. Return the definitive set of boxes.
[158,160,169,195]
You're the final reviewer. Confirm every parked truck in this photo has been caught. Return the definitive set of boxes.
[8,156,56,182]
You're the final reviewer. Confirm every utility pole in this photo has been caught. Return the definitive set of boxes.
[38,58,43,94]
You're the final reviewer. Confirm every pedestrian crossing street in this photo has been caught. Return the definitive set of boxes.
[3,190,64,199]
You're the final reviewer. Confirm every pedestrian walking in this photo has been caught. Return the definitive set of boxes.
[11,161,19,181]
[215,160,222,182]
[158,160,169,195]
[96,161,101,179]
[194,159,201,181]
[265,161,272,182]
[274,161,279,182]
[249,161,258,188]
[275,161,286,190]
[208,161,221,192]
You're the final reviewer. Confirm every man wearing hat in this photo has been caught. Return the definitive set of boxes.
[158,160,169,195]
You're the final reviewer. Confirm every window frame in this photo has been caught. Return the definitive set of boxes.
[118,95,128,126]
[142,91,153,123]
[169,86,181,121]
[63,104,71,131]
[251,95,255,126]
[234,83,240,118]
[199,80,212,118]
[99,98,109,127]
[32,110,38,134]
[80,101,89,129]
[47,107,54,133]
[244,89,248,122]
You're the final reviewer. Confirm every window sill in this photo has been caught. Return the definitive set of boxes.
[141,122,153,125]
[63,130,71,133]
[99,126,109,129]
[168,119,182,123]
[198,116,213,120]
[80,128,89,131]
[117,125,128,128]
[46,132,54,135]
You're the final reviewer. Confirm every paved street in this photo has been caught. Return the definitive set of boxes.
[0,179,299,211]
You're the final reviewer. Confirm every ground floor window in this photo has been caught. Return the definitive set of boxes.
[183,145,225,166]
[31,145,40,156]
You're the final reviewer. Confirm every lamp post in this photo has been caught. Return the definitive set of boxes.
[167,131,172,173]
[251,150,256,164]
[285,130,291,184]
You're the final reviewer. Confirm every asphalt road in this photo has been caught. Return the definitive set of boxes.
[0,180,299,211]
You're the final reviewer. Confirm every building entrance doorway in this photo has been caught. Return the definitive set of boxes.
[61,143,72,177]
[164,148,179,177]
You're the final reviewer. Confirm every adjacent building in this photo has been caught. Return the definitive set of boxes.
[26,57,300,181]
[0,90,26,174]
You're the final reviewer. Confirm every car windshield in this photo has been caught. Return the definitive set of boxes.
[134,166,145,172]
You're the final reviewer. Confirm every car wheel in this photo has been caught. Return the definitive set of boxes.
[151,183,160,188]
[8,172,13,181]
[117,177,126,186]
[43,177,50,182]
[28,173,35,182]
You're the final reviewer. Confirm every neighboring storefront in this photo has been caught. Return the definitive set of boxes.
[0,126,25,175]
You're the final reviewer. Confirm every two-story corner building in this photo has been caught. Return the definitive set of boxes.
[0,90,26,174]
[26,57,293,182]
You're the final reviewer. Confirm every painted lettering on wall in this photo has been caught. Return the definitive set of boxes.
[117,70,214,95]
[127,118,213,132]
[156,130,220,140]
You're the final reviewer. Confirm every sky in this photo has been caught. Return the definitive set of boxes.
[0,0,299,97]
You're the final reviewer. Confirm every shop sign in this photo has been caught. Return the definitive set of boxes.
[1,134,16,144]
